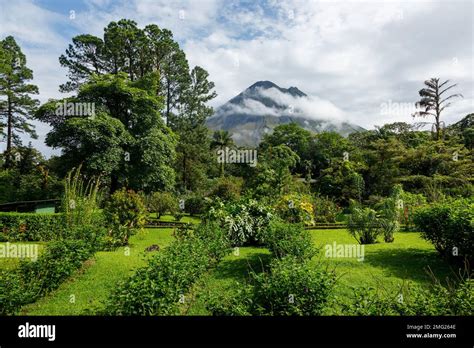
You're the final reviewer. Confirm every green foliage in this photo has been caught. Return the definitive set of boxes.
[398,190,427,231]
[62,166,101,228]
[206,198,274,246]
[251,257,336,315]
[184,194,208,216]
[312,195,341,223]
[342,280,473,315]
[209,176,243,202]
[0,239,95,315]
[263,220,316,261]
[0,213,66,241]
[104,222,230,315]
[104,188,147,246]
[147,191,178,218]
[207,257,336,316]
[375,185,402,243]
[413,198,473,263]
[205,282,254,316]
[347,205,382,244]
[0,36,40,168]
[37,72,177,193]
[274,193,314,225]
[252,145,300,198]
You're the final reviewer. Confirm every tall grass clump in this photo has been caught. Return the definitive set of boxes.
[62,165,102,229]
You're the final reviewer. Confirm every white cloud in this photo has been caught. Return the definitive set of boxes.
[0,0,472,156]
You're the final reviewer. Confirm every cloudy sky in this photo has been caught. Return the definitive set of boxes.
[0,0,472,156]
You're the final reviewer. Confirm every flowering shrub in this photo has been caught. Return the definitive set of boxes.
[206,198,274,246]
[274,193,314,226]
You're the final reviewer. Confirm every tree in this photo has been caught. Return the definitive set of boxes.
[170,66,217,192]
[211,130,234,176]
[252,145,300,197]
[260,123,313,176]
[37,72,177,193]
[413,78,463,140]
[0,36,39,168]
[59,20,192,124]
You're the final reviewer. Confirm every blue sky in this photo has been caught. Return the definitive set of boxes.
[0,0,473,156]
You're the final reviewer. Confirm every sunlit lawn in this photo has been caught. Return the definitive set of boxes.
[21,228,175,315]
[186,229,453,315]
[19,227,453,315]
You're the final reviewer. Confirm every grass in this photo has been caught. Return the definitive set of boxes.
[21,228,175,315]
[185,229,454,315]
[149,213,201,224]
[19,228,454,315]
[307,229,454,311]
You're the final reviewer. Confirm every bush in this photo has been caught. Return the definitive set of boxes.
[206,198,274,246]
[105,222,231,315]
[342,280,473,316]
[347,206,382,244]
[313,195,341,223]
[207,257,336,316]
[0,238,95,315]
[104,189,147,246]
[376,198,399,243]
[205,282,254,316]
[251,257,335,316]
[209,176,243,202]
[147,191,178,218]
[263,220,316,261]
[413,198,473,263]
[0,212,66,241]
[184,194,208,216]
[274,193,314,226]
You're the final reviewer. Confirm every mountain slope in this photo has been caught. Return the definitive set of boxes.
[206,81,364,146]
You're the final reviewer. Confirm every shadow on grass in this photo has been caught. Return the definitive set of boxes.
[212,252,272,281]
[363,247,457,285]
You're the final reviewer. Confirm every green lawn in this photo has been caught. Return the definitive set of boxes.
[21,228,175,315]
[185,229,454,315]
[149,213,201,224]
[19,228,454,315]
[308,229,454,311]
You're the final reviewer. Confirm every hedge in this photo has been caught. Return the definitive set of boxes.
[0,212,104,242]
[0,238,96,315]
[0,213,66,242]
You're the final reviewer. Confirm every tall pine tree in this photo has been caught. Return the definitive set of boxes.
[0,36,39,168]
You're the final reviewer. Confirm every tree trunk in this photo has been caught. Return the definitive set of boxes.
[166,79,171,126]
[4,97,13,168]
[182,153,187,191]
[110,173,119,194]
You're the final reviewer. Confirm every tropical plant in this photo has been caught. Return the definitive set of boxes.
[211,130,234,176]
[347,205,382,244]
[413,78,463,140]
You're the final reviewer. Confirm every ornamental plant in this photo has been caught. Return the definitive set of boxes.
[274,193,314,226]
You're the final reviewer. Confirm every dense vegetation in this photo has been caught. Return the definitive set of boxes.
[0,19,472,317]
